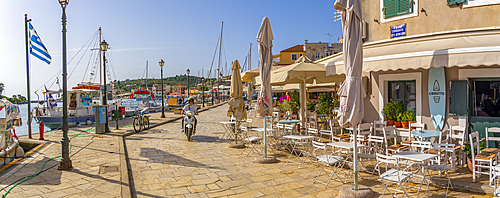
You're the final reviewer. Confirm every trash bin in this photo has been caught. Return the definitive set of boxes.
[94,105,107,134]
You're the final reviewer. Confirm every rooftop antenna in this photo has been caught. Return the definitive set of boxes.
[325,33,332,45]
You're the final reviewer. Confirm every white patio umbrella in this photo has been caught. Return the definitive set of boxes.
[228,60,247,144]
[334,0,365,191]
[256,17,274,158]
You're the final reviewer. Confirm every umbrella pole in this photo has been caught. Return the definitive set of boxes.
[235,120,238,144]
[263,116,267,158]
[300,79,306,133]
[353,122,358,191]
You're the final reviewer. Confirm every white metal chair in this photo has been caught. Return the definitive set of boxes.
[470,131,497,186]
[307,128,319,139]
[311,141,345,187]
[449,125,466,168]
[409,141,432,153]
[401,122,425,146]
[374,153,416,198]
[383,126,409,155]
[373,120,387,136]
[241,126,262,157]
[426,143,456,197]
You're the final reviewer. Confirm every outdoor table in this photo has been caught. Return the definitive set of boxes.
[391,151,438,197]
[283,135,314,168]
[411,130,441,152]
[279,120,300,135]
[220,121,236,139]
[327,142,366,183]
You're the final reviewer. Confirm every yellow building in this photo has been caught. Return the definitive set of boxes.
[273,45,305,66]
[319,0,500,137]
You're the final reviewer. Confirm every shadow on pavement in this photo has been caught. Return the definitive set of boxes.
[190,135,230,143]
[139,148,225,170]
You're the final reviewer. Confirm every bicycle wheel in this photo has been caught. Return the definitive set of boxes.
[133,117,141,132]
[143,117,150,130]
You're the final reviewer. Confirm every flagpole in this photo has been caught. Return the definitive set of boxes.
[24,14,32,139]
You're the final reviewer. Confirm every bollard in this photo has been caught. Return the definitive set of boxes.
[39,120,45,140]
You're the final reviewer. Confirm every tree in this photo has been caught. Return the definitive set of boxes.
[0,83,3,96]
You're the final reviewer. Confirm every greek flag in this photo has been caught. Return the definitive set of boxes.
[45,86,57,108]
[29,22,51,65]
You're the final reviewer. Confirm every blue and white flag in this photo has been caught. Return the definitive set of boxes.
[29,22,52,65]
[45,86,57,108]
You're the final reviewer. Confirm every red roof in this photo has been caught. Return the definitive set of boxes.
[280,45,305,53]
[172,84,186,87]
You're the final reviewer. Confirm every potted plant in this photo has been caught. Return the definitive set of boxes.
[307,102,317,113]
[317,93,335,115]
[393,101,404,128]
[462,139,486,172]
[382,99,396,126]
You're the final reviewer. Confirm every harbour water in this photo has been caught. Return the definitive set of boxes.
[16,103,50,137]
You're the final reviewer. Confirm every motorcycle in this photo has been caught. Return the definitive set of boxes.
[183,111,196,141]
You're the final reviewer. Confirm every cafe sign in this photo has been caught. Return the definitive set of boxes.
[390,24,406,38]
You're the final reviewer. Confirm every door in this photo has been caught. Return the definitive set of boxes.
[469,78,500,147]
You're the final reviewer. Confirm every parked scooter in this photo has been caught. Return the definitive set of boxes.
[183,111,196,141]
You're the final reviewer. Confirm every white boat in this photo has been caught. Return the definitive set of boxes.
[0,100,24,166]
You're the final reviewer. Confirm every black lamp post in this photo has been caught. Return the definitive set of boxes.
[202,77,205,107]
[187,69,190,97]
[159,59,165,118]
[58,0,72,171]
[100,40,109,132]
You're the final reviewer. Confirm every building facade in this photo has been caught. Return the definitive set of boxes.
[273,45,305,65]
[274,41,343,65]
[171,84,187,94]
[320,0,500,138]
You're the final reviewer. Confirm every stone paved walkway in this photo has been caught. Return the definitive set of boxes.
[125,105,492,198]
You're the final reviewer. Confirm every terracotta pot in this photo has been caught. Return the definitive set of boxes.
[467,157,474,172]
[394,121,402,128]
[401,121,409,128]
[387,120,394,126]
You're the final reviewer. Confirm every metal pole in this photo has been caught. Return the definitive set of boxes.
[103,51,109,132]
[202,68,205,107]
[161,66,165,118]
[263,117,267,158]
[24,14,32,139]
[59,6,72,170]
[353,123,359,191]
[187,73,189,97]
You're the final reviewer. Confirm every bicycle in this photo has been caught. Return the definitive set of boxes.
[133,111,150,132]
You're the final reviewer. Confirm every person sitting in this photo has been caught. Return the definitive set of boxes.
[181,98,198,134]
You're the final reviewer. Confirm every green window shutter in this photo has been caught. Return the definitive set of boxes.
[448,0,466,6]
[449,80,467,116]
[398,0,412,15]
[384,0,397,18]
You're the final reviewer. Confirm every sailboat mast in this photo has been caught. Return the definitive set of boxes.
[146,61,148,89]
[217,21,223,101]
[249,43,252,70]
[99,27,102,87]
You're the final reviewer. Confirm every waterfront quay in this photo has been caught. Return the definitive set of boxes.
[0,103,492,198]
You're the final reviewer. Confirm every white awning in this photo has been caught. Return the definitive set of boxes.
[322,28,500,75]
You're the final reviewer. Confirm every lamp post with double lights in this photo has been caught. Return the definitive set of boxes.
[100,40,109,132]
[58,0,72,170]
[159,59,165,118]
[186,69,190,97]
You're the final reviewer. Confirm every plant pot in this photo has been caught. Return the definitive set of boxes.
[387,120,394,127]
[394,121,402,128]
[467,157,474,172]
[401,121,409,128]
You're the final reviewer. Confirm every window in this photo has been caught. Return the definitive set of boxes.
[380,0,418,23]
[315,53,320,59]
[291,53,298,61]
[388,80,416,112]
[463,0,500,8]
[299,53,303,57]
[383,0,413,18]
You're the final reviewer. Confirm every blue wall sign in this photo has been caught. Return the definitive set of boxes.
[391,24,406,38]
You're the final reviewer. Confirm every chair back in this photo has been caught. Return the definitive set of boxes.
[368,135,385,154]
[307,113,318,129]
[312,141,328,157]
[284,124,294,135]
[450,125,466,146]
[409,122,426,131]
[308,128,319,137]
[373,120,387,136]
[329,119,342,134]
[438,129,451,144]
[469,131,481,160]
[382,126,398,154]
[486,127,500,148]
[358,123,372,136]
[432,143,457,171]
[376,153,397,165]
[409,141,432,152]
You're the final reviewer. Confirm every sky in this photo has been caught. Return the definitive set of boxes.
[0,0,342,98]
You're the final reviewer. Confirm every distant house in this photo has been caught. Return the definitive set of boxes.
[172,84,187,94]
[273,40,343,65]
[273,45,305,66]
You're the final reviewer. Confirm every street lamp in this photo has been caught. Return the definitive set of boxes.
[100,40,109,132]
[58,0,72,171]
[202,77,205,107]
[186,69,190,97]
[159,59,165,118]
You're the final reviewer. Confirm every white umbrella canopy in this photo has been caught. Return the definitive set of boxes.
[256,17,274,117]
[334,0,364,191]
[227,60,247,120]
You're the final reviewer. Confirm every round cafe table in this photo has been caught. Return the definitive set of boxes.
[411,130,441,144]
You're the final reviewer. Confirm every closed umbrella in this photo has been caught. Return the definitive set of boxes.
[228,60,247,144]
[257,17,274,158]
[334,0,364,191]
